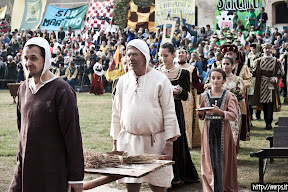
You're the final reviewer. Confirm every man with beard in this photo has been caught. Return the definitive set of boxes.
[246,43,262,121]
[253,43,284,130]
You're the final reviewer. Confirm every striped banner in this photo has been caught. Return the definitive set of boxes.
[155,0,195,28]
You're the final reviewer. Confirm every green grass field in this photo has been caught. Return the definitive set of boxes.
[0,90,287,191]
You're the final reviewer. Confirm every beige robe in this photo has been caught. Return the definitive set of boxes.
[110,69,180,187]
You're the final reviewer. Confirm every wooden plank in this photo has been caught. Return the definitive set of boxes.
[85,160,174,178]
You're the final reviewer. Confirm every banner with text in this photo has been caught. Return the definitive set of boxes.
[11,0,47,31]
[155,0,195,29]
[214,0,262,33]
[40,4,88,31]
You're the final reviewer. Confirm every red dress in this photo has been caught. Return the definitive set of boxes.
[89,73,103,95]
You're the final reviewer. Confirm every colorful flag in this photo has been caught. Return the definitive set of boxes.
[86,0,114,30]
[11,0,47,31]
[0,6,7,19]
[40,4,88,31]
[109,45,121,71]
[127,1,155,31]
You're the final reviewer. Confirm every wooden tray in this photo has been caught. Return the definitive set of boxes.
[85,160,174,178]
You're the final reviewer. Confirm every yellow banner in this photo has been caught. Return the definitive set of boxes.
[155,0,195,27]
[11,0,47,31]
[0,6,7,19]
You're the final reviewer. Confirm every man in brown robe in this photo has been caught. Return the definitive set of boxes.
[253,43,283,130]
[9,37,84,192]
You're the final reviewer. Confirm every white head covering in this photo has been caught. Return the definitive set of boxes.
[24,37,57,96]
[24,37,53,84]
[126,39,150,68]
[93,62,105,76]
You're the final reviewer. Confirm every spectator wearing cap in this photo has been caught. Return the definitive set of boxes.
[245,6,257,29]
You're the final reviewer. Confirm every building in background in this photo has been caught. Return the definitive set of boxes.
[0,0,287,31]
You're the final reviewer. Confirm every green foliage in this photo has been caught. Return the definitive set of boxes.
[112,0,155,29]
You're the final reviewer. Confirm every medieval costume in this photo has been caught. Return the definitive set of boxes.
[221,44,252,141]
[223,73,245,151]
[176,62,204,148]
[111,40,180,188]
[280,49,288,98]
[89,62,104,95]
[9,37,84,192]
[159,66,199,185]
[199,90,238,192]
[253,43,284,129]
[246,43,262,120]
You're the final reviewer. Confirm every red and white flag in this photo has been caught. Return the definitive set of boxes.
[86,0,114,30]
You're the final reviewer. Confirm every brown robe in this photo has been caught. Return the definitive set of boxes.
[199,90,238,192]
[253,56,283,112]
[9,78,84,192]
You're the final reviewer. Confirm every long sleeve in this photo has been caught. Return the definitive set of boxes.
[159,78,181,141]
[240,64,253,89]
[176,69,190,101]
[223,93,238,121]
[57,87,84,181]
[110,78,122,140]
[192,68,204,92]
[9,90,23,192]
[198,93,207,120]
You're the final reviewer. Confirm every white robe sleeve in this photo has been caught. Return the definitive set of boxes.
[110,78,122,140]
[159,78,181,141]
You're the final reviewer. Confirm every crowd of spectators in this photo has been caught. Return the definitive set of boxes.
[1,16,288,92]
